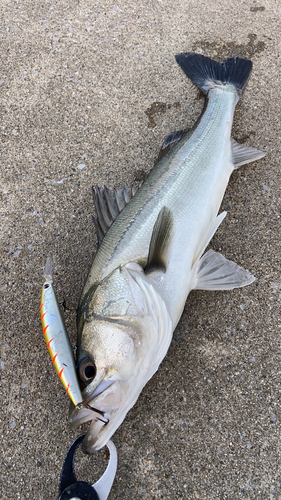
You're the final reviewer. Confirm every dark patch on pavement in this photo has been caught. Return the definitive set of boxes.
[145,101,180,128]
[192,33,266,60]
[250,6,265,12]
[133,168,148,185]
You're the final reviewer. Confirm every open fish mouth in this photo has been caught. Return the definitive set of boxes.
[69,380,124,454]
[76,403,109,424]
[69,401,109,433]
[69,380,115,428]
[69,379,122,452]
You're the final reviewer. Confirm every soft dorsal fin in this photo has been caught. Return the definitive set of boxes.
[145,206,173,274]
[92,182,143,246]
[156,130,188,163]
[231,138,266,169]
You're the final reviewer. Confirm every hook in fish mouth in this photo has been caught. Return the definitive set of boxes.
[69,379,120,452]
[76,402,109,425]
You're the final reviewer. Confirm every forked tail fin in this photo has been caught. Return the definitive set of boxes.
[175,52,252,95]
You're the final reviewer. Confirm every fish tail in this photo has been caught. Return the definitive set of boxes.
[175,52,252,95]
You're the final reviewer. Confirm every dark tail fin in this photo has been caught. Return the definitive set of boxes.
[175,53,252,95]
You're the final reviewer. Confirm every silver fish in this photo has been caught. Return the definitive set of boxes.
[69,53,266,453]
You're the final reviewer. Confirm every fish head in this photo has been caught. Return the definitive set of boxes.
[70,318,142,453]
[69,263,173,453]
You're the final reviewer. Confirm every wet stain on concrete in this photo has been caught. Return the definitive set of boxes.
[191,33,266,61]
[145,101,180,128]
[232,132,256,144]
[133,168,148,184]
[250,6,265,12]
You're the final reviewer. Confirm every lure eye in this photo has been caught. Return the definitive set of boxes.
[78,357,97,383]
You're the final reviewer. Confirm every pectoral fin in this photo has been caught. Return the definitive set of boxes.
[231,138,266,169]
[145,206,173,274]
[195,249,255,290]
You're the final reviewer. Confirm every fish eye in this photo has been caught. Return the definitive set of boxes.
[44,283,50,289]
[78,357,97,383]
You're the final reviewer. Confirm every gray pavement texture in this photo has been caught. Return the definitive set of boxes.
[1,0,280,499]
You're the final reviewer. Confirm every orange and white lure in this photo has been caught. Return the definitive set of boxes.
[40,258,82,407]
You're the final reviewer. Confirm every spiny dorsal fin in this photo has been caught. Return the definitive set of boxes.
[145,206,173,274]
[231,138,266,169]
[92,182,143,246]
[156,130,187,164]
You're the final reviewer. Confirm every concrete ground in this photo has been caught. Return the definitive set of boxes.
[1,1,280,498]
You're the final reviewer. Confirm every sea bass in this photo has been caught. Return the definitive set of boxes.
[69,53,266,453]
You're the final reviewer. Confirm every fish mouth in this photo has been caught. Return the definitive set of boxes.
[75,403,109,425]
[69,379,121,453]
[69,380,115,428]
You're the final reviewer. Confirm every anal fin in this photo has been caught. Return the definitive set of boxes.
[195,249,255,290]
[231,138,266,169]
[145,206,173,274]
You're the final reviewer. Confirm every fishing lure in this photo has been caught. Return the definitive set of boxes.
[40,257,83,407]
[40,258,109,427]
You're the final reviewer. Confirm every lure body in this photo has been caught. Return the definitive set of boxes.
[40,279,82,407]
